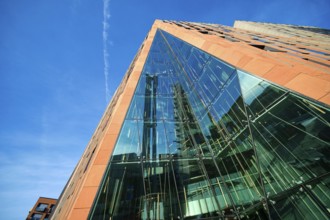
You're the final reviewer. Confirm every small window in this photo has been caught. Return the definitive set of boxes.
[250,44,265,50]
[35,203,48,212]
[252,36,269,43]
[50,204,55,213]
[199,30,208,34]
[31,213,43,220]
[250,44,284,52]
[264,46,284,52]
[225,36,239,42]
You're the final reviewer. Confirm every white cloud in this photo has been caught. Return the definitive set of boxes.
[0,149,76,219]
[0,71,105,218]
[103,0,112,103]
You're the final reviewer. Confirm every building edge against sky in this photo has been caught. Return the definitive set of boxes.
[50,20,330,219]
[27,197,57,220]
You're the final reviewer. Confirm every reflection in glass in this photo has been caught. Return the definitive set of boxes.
[89,30,330,220]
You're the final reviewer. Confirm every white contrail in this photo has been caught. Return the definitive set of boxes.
[103,0,111,103]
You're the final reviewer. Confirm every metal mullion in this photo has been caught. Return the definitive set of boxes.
[238,90,272,218]
[215,125,249,158]
[169,160,183,218]
[228,154,250,205]
[112,168,126,217]
[248,157,266,195]
[230,142,260,201]
[299,190,328,219]
[295,98,329,126]
[183,186,189,216]
[287,194,309,219]
[254,144,283,194]
[166,162,174,219]
[196,185,205,215]
[225,91,246,128]
[273,160,296,189]
[198,160,218,214]
[102,176,110,220]
[313,182,330,203]
[215,177,229,208]
[245,118,298,191]
[252,121,311,180]
[198,121,241,218]
[202,182,213,214]
[160,29,237,218]
[216,103,241,139]
[224,98,244,130]
[303,185,330,219]
[250,140,288,191]
[268,110,330,146]
[219,158,240,204]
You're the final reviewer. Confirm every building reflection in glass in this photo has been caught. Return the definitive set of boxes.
[89,30,330,220]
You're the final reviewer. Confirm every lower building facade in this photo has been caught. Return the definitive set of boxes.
[27,197,57,220]
[51,20,330,220]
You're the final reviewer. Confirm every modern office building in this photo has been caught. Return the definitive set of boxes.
[51,20,330,220]
[27,197,57,220]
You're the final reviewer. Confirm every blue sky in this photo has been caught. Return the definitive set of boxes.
[0,0,329,219]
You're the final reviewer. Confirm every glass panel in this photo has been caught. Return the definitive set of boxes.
[238,69,330,219]
[126,95,145,120]
[212,73,247,136]
[35,203,48,212]
[311,176,330,211]
[250,93,330,193]
[138,121,168,159]
[172,159,220,218]
[89,29,330,220]
[112,120,140,161]
[216,129,264,207]
[237,70,286,119]
[89,162,145,219]
[155,74,174,95]
[269,186,329,219]
[156,97,175,120]
[187,87,207,120]
[31,214,43,220]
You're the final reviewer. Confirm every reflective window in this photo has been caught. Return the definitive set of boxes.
[90,29,330,220]
[31,213,43,220]
[35,203,48,212]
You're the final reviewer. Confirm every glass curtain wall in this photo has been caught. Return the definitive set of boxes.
[89,29,330,220]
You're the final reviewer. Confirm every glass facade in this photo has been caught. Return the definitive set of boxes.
[89,30,330,220]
